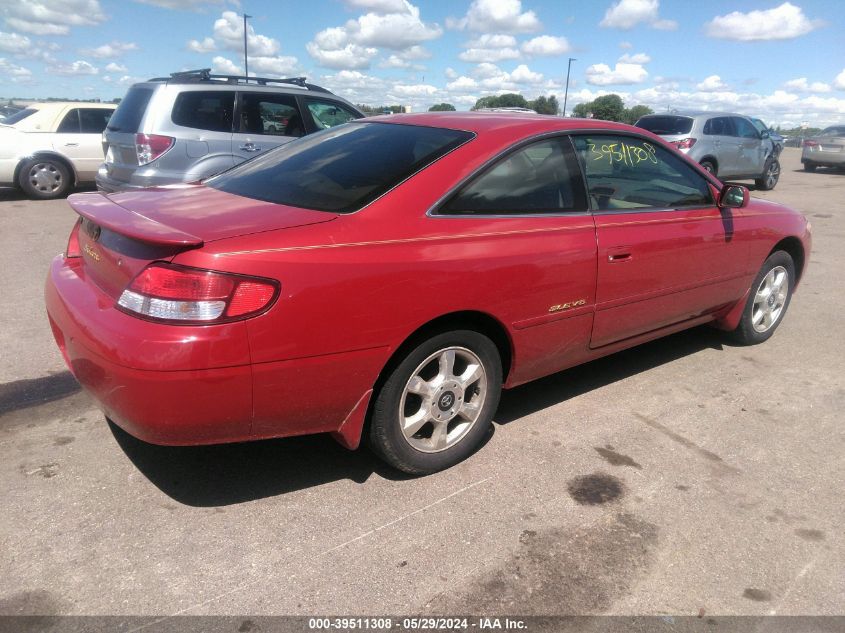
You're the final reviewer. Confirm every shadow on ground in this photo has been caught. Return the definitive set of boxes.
[109,326,726,506]
[0,371,81,417]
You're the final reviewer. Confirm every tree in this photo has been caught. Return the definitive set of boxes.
[429,103,456,111]
[471,93,529,110]
[623,104,653,125]
[529,95,559,115]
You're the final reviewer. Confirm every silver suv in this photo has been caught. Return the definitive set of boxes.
[635,111,780,190]
[97,69,364,192]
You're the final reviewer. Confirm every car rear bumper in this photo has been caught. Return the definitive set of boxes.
[801,149,845,166]
[96,165,186,193]
[45,255,384,447]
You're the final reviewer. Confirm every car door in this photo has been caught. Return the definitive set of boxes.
[733,116,766,176]
[52,108,112,180]
[571,133,749,348]
[232,92,302,163]
[434,135,597,383]
[702,116,739,176]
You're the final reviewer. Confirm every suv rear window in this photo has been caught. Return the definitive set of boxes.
[208,122,473,213]
[635,116,693,135]
[172,90,235,133]
[107,87,153,133]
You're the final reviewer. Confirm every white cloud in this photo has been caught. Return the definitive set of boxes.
[835,69,845,91]
[104,62,127,73]
[521,35,571,57]
[619,40,633,49]
[509,64,542,84]
[213,11,279,56]
[783,77,831,93]
[0,57,33,81]
[390,83,438,97]
[696,74,729,92]
[187,37,216,53]
[585,62,648,85]
[447,0,541,33]
[446,75,478,91]
[705,2,822,41]
[600,0,677,30]
[211,55,241,74]
[0,31,31,54]
[459,33,520,62]
[134,0,231,9]
[52,60,98,76]
[306,1,440,70]
[79,41,138,59]
[618,52,650,64]
[1,0,107,35]
[248,55,299,76]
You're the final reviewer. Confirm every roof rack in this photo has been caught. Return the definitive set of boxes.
[145,69,330,93]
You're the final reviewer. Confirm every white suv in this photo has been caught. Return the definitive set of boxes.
[0,101,115,199]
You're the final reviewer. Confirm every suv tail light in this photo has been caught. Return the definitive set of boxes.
[671,138,697,150]
[135,133,174,166]
[117,263,279,324]
[802,140,818,147]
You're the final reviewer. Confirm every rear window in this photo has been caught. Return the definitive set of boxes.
[107,87,153,133]
[2,108,36,125]
[207,122,473,213]
[635,116,693,135]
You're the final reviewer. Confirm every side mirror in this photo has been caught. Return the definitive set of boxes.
[719,184,749,209]
[760,130,770,139]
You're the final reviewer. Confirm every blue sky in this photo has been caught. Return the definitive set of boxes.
[1,0,844,127]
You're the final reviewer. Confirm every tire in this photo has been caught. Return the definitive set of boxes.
[18,157,71,199]
[730,251,795,345]
[755,158,780,190]
[369,330,502,475]
[700,160,717,177]
[803,163,816,172]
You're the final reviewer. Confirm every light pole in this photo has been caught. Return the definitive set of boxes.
[562,57,576,117]
[243,13,252,78]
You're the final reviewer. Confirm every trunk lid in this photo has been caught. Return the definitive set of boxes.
[68,186,337,299]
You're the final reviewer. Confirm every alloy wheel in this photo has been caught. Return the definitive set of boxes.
[752,266,788,333]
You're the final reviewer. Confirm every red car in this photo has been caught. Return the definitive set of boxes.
[45,113,811,474]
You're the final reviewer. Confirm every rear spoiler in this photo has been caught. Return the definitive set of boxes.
[67,192,203,247]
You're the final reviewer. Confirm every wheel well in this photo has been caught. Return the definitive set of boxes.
[13,153,78,187]
[771,237,805,283]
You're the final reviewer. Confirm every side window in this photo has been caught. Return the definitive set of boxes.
[305,99,360,130]
[440,137,587,215]
[56,109,80,133]
[734,117,759,139]
[171,91,235,133]
[79,109,112,133]
[240,93,301,137]
[703,117,733,136]
[572,134,714,211]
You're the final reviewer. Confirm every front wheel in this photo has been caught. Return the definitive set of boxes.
[755,158,780,190]
[369,330,502,474]
[730,251,795,345]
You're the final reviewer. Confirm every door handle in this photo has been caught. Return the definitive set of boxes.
[64,143,79,147]
[239,143,262,152]
[607,247,632,263]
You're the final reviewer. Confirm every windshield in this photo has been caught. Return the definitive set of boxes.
[635,116,693,136]
[1,108,36,125]
[208,121,474,213]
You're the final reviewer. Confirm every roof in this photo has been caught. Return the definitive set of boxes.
[366,112,638,136]
[642,110,745,118]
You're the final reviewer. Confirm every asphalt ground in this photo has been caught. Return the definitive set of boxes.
[0,148,843,622]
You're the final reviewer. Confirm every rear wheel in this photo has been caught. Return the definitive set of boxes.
[18,157,71,199]
[700,160,717,176]
[369,330,502,474]
[755,158,780,190]
[803,163,816,172]
[730,251,795,345]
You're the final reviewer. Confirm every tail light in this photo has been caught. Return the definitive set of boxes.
[117,263,279,324]
[135,133,174,165]
[802,140,818,147]
[671,138,697,150]
[66,218,82,258]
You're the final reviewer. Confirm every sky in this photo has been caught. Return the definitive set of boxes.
[1,0,844,128]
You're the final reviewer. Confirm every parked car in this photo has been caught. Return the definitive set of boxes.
[97,68,365,192]
[0,101,115,199]
[750,117,784,157]
[46,114,810,474]
[635,111,781,190]
[801,125,845,171]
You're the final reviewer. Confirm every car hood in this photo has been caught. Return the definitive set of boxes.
[102,184,338,243]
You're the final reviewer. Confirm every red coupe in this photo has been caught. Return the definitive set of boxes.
[45,113,811,474]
